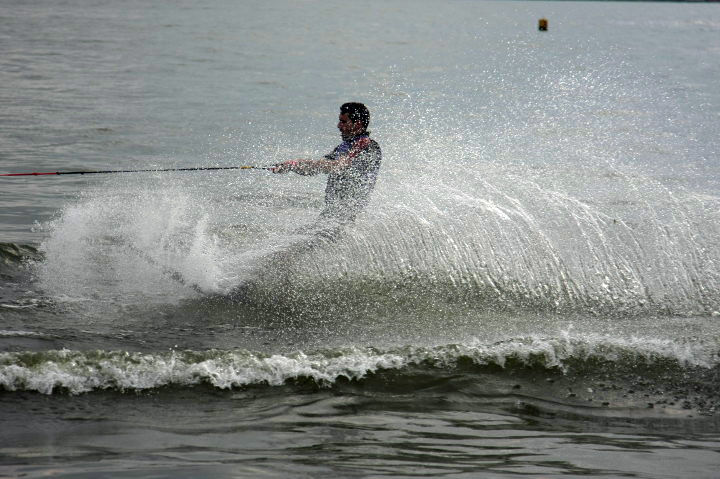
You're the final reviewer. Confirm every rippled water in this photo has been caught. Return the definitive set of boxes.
[1,0,720,477]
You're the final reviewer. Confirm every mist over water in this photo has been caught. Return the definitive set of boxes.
[36,42,720,322]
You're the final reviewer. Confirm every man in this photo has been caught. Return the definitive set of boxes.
[272,102,381,227]
[224,104,381,302]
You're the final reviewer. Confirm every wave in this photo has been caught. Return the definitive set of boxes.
[293,181,720,318]
[0,242,45,309]
[2,335,717,410]
[31,153,720,319]
[0,330,44,337]
[0,242,40,268]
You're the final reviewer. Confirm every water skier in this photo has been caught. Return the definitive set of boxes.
[272,102,382,238]
[227,103,382,301]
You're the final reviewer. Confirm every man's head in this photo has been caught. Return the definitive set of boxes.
[338,102,370,140]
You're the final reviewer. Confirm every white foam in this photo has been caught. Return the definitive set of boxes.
[1,333,714,395]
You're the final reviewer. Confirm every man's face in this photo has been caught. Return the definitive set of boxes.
[338,113,363,140]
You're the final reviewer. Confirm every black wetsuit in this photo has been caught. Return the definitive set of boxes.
[320,133,382,223]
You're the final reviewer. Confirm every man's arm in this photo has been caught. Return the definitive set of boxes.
[272,157,351,175]
[273,137,374,175]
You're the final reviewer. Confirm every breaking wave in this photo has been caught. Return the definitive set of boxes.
[2,334,717,401]
[0,242,40,267]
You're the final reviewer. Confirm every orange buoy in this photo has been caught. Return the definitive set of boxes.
[538,18,548,31]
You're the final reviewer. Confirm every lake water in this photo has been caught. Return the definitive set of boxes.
[1,0,720,477]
